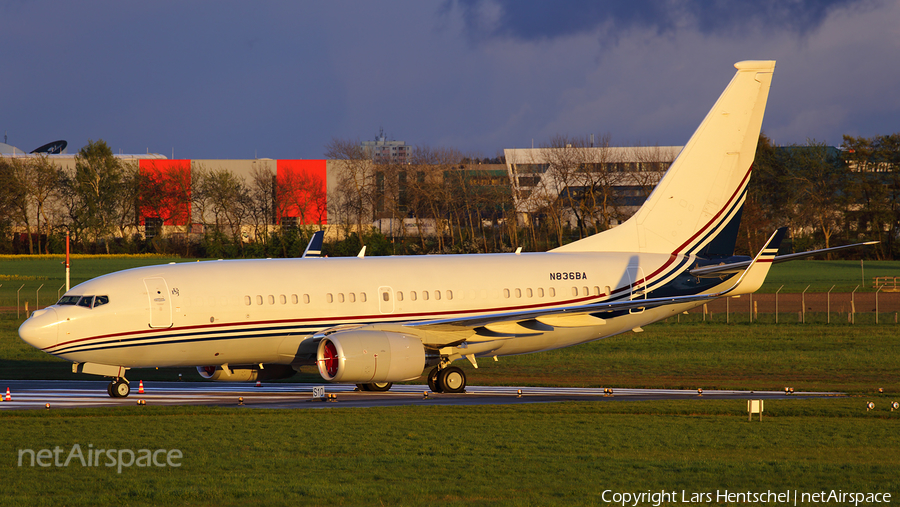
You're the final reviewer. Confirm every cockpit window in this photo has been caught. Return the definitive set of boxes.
[61,295,109,309]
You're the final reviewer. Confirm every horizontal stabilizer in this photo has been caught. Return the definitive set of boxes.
[690,240,879,278]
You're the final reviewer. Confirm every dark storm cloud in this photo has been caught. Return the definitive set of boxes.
[450,0,865,43]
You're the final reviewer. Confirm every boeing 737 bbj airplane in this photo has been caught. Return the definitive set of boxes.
[16,61,869,398]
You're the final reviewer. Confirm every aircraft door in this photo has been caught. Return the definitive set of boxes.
[144,277,173,328]
[378,286,394,314]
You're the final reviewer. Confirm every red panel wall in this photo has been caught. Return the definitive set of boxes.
[138,160,192,226]
[276,160,328,225]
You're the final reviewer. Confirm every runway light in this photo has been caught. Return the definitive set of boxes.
[891,402,899,412]
[784,387,789,395]
[867,401,875,411]
[423,391,429,399]
[45,403,50,410]
[136,399,146,406]
[238,397,244,406]
[517,389,522,398]
[256,381,262,388]
[698,388,703,396]
[879,388,884,393]
[789,388,794,394]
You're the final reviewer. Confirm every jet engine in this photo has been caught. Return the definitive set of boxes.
[196,364,296,382]
[316,330,425,383]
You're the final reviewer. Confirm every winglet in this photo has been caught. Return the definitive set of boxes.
[722,227,785,296]
[301,231,325,258]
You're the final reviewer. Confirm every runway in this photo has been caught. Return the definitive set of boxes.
[0,380,843,411]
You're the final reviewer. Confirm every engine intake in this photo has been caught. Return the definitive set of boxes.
[196,364,296,382]
[316,330,425,383]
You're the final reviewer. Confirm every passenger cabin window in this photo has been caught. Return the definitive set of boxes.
[244,296,251,306]
[446,290,453,300]
[280,295,287,304]
[360,293,367,303]
[291,294,298,304]
[303,294,310,304]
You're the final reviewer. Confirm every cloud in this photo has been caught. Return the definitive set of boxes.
[450,0,867,44]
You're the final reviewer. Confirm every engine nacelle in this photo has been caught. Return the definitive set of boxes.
[196,364,296,382]
[316,330,425,383]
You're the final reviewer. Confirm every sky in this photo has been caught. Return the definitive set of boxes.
[2,0,899,160]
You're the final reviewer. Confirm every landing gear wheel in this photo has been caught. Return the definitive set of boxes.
[427,367,442,393]
[109,378,130,398]
[356,383,369,391]
[438,366,466,394]
[367,382,393,392]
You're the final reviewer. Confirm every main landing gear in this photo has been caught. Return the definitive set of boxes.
[107,378,130,398]
[427,366,466,394]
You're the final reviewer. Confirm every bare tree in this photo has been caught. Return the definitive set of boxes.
[324,138,375,243]
[193,165,251,253]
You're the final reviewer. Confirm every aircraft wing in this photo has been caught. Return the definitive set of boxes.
[402,228,785,335]
[689,240,879,278]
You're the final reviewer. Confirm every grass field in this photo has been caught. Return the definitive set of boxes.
[1,400,898,506]
[2,255,899,505]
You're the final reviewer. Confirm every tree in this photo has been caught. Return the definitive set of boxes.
[67,140,126,252]
[193,165,251,255]
[785,140,848,254]
[843,133,900,259]
[325,138,376,247]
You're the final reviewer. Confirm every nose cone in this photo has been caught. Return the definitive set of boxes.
[19,307,60,350]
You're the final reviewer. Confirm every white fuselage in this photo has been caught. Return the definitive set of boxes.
[20,250,708,371]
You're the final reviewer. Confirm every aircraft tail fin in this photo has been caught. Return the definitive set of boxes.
[552,60,775,257]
